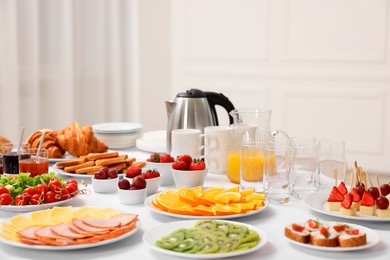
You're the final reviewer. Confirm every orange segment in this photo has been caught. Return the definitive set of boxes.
[224,186,240,192]
[202,187,224,199]
[214,192,241,204]
[212,204,239,215]
[239,188,255,197]
[193,205,215,216]
[240,192,266,202]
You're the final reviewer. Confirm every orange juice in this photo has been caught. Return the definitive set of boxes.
[226,151,275,184]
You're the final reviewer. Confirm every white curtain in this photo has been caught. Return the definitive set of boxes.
[0,0,139,142]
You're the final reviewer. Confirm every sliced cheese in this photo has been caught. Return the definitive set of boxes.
[73,207,101,218]
[30,209,56,226]
[9,215,32,231]
[50,206,75,223]
[1,229,19,241]
[360,206,376,216]
[94,208,122,219]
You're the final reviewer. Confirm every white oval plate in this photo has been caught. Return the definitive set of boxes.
[143,220,267,258]
[144,194,269,220]
[0,196,78,213]
[48,153,76,163]
[303,190,390,222]
[0,217,140,251]
[92,122,143,134]
[285,221,380,252]
[51,165,124,179]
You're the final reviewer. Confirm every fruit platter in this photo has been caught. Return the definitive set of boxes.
[0,173,81,212]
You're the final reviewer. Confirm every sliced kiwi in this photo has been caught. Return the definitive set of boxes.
[202,233,217,244]
[240,229,260,243]
[227,229,245,240]
[229,224,249,236]
[173,239,194,252]
[194,220,217,231]
[196,241,219,254]
[215,222,232,234]
[218,238,241,253]
[186,240,205,254]
[233,240,258,251]
[155,239,180,250]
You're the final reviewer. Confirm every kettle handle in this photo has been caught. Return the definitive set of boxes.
[204,92,235,125]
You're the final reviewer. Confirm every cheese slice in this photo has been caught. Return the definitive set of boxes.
[1,229,19,241]
[50,206,75,223]
[30,209,56,226]
[2,222,16,234]
[94,208,122,219]
[73,207,101,218]
[9,215,32,231]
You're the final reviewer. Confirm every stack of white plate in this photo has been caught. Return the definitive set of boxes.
[136,130,166,153]
[92,122,143,149]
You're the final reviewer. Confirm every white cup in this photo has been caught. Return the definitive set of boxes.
[204,126,232,174]
[171,129,205,159]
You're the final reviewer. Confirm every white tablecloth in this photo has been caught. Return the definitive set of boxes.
[1,148,389,260]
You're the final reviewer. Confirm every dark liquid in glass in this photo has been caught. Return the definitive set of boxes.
[3,152,31,174]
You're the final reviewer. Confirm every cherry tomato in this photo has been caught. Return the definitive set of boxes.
[44,191,58,204]
[34,184,48,195]
[29,194,42,205]
[60,188,70,201]
[22,187,35,199]
[0,193,13,205]
[66,184,77,197]
[66,179,78,187]
[0,187,9,195]
[49,180,63,193]
[14,194,28,206]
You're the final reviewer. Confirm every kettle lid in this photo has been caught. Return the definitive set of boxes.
[176,89,206,98]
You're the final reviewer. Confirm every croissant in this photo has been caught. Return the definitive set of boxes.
[55,122,108,157]
[0,134,12,154]
[25,129,65,158]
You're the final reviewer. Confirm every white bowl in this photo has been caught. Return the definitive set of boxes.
[145,161,174,186]
[118,188,147,205]
[171,168,208,188]
[92,177,118,193]
[145,176,161,195]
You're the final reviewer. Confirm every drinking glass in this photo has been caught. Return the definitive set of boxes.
[264,142,293,204]
[0,143,30,175]
[291,137,318,198]
[318,139,346,181]
[240,141,266,192]
[19,148,49,177]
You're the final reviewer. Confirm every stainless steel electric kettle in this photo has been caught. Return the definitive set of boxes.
[165,88,235,154]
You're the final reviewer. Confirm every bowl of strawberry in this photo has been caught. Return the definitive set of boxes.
[171,155,207,188]
[92,166,119,193]
[145,153,175,186]
[118,176,147,204]
[125,166,161,195]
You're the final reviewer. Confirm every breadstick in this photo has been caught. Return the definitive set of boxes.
[64,161,95,173]
[86,152,119,161]
[75,165,101,174]
[125,157,136,165]
[108,162,127,172]
[131,161,146,168]
[95,155,128,166]
[55,157,88,169]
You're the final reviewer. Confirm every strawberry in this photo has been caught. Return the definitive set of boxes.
[292,223,305,232]
[172,159,187,170]
[147,153,160,162]
[189,159,206,171]
[327,186,345,202]
[333,224,346,232]
[350,187,361,202]
[176,155,192,169]
[307,219,319,229]
[337,181,348,196]
[345,228,359,235]
[361,190,375,206]
[141,169,160,179]
[159,153,174,163]
[341,193,353,209]
[125,166,142,178]
[319,227,329,237]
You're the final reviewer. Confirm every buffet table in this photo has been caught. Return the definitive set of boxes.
[0,148,389,260]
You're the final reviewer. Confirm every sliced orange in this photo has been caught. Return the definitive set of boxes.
[152,197,167,211]
[189,185,203,196]
[202,187,224,199]
[175,186,189,195]
[252,199,265,208]
[193,205,215,216]
[224,186,240,192]
[214,192,241,204]
[239,188,255,197]
[179,194,199,207]
[193,195,217,206]
[229,202,256,213]
[212,204,238,216]
[240,192,266,202]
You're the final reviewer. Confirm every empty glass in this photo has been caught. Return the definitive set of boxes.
[318,139,346,180]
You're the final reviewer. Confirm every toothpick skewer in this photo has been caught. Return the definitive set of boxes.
[349,172,355,192]
[375,175,382,196]
[367,171,373,188]
[342,162,348,183]
[333,168,338,187]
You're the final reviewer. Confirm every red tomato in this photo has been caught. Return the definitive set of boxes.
[29,194,42,205]
[22,187,35,199]
[34,184,48,195]
[60,188,70,201]
[66,184,77,197]
[0,187,9,195]
[66,179,78,187]
[49,180,63,193]
[0,193,13,205]
[14,194,28,206]
[44,191,58,203]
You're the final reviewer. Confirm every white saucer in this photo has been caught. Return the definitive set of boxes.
[92,122,143,134]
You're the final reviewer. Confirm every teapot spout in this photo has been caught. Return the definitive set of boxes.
[165,100,176,118]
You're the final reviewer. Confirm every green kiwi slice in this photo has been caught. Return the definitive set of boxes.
[240,229,260,243]
[194,220,217,231]
[195,241,219,254]
[173,239,194,252]
[233,240,258,251]
[155,239,180,250]
[218,238,241,253]
[186,240,205,254]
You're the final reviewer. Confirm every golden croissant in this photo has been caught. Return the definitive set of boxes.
[25,129,65,158]
[55,122,108,157]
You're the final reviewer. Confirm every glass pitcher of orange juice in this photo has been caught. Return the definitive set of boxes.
[226,109,287,184]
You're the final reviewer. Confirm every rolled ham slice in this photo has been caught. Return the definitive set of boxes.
[17,226,40,240]
[109,214,138,226]
[81,217,121,229]
[51,223,89,239]
[72,218,109,234]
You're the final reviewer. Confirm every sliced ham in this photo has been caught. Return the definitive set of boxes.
[51,223,89,239]
[81,217,121,229]
[109,214,138,227]
[72,218,109,234]
[35,226,70,240]
[20,237,45,245]
[17,226,40,240]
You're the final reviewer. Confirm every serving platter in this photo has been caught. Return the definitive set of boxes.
[143,219,267,258]
[51,165,124,179]
[303,190,390,222]
[0,196,78,212]
[144,194,269,220]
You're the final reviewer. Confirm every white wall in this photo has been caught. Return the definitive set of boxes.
[166,0,390,177]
